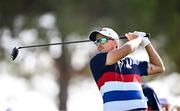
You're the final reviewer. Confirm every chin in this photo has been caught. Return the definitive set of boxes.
[97,47,112,52]
[97,48,103,52]
[97,49,105,52]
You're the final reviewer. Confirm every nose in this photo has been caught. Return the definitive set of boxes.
[95,42,98,46]
[96,42,103,46]
[95,41,100,46]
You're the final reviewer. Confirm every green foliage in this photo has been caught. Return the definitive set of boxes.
[0,0,180,72]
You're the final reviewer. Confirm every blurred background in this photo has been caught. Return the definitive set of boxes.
[0,0,180,111]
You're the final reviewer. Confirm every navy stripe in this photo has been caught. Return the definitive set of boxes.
[90,53,107,81]
[103,90,143,103]
[104,58,148,75]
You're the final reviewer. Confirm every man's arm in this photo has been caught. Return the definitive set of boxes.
[145,44,165,75]
[136,31,165,75]
[106,32,142,65]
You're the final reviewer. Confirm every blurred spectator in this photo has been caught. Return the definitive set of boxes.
[159,98,180,111]
[159,98,171,111]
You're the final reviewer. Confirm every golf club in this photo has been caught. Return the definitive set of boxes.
[11,33,150,61]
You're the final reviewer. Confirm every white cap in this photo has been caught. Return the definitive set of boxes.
[89,27,119,41]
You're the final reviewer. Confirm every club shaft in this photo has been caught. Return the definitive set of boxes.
[17,33,150,49]
[18,40,91,49]
[17,36,124,49]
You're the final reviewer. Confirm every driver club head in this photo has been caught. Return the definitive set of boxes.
[11,47,19,61]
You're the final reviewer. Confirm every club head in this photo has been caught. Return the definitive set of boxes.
[11,47,19,61]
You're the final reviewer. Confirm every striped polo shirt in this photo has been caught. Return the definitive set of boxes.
[90,52,148,111]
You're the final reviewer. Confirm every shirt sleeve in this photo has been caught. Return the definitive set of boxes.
[124,57,148,76]
[90,52,107,81]
[135,59,148,76]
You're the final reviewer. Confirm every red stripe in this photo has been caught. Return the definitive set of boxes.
[97,72,141,89]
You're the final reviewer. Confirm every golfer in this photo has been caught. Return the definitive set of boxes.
[89,28,165,111]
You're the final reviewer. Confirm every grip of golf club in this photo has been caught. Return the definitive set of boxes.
[119,33,150,39]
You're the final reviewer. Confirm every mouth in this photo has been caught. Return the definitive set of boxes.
[97,46,106,52]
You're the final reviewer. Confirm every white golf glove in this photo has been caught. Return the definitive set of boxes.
[134,31,151,47]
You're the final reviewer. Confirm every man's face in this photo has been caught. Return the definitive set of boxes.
[95,33,118,52]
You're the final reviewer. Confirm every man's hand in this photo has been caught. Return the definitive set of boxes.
[125,32,140,40]
[134,31,151,47]
[106,32,142,65]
